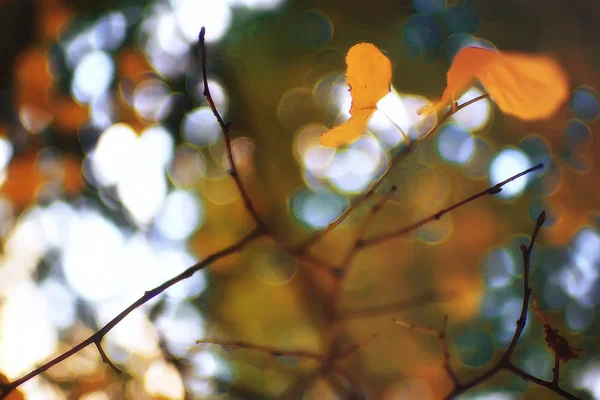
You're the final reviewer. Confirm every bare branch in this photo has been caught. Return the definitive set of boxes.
[2,26,553,400]
[394,316,462,387]
[359,163,544,248]
[505,363,581,400]
[439,316,461,387]
[94,341,122,375]
[1,228,262,398]
[501,211,544,360]
[393,319,440,336]
[340,186,397,270]
[332,334,379,363]
[553,355,560,385]
[196,339,324,363]
[198,27,267,232]
[295,94,492,253]
[338,290,455,321]
[444,211,582,400]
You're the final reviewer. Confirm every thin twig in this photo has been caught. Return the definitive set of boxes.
[0,28,541,400]
[295,93,491,253]
[390,212,582,400]
[553,355,560,385]
[337,290,455,321]
[326,185,397,319]
[339,186,397,269]
[393,316,462,387]
[267,237,339,273]
[94,341,122,374]
[444,212,581,400]
[332,334,379,363]
[359,163,544,248]
[393,319,440,336]
[439,316,461,388]
[501,212,543,361]
[198,28,336,274]
[0,228,262,399]
[198,27,266,232]
[505,362,580,400]
[196,339,324,362]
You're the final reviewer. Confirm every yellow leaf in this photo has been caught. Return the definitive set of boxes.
[320,43,392,147]
[319,107,374,148]
[478,51,569,120]
[417,46,569,120]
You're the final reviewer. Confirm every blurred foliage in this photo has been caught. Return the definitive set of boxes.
[0,0,599,399]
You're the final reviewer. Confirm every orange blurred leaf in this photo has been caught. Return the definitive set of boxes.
[53,97,89,133]
[15,49,53,112]
[117,48,153,84]
[320,43,392,147]
[1,152,83,207]
[39,0,73,40]
[418,46,569,120]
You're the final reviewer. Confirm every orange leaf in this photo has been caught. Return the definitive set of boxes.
[320,43,392,148]
[319,107,374,148]
[418,46,569,120]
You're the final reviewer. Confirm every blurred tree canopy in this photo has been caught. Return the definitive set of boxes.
[0,0,599,399]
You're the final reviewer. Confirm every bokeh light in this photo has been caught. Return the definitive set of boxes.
[437,123,474,165]
[558,228,600,307]
[451,87,492,131]
[145,359,185,399]
[482,248,515,288]
[326,137,388,193]
[489,148,532,199]
[445,4,480,34]
[133,79,173,121]
[570,86,600,123]
[574,362,600,399]
[454,329,494,367]
[172,0,232,43]
[72,51,115,103]
[291,188,348,229]
[182,107,224,147]
[90,123,138,186]
[0,1,598,399]
[404,14,443,60]
[155,190,204,241]
[411,0,446,14]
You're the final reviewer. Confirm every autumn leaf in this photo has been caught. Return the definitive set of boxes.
[417,46,569,120]
[320,43,392,148]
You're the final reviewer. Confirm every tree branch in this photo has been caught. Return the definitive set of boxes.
[359,163,544,249]
[443,211,582,400]
[392,212,582,400]
[394,316,462,387]
[1,27,550,400]
[94,341,122,375]
[196,339,324,363]
[0,228,262,399]
[339,186,397,270]
[295,94,491,253]
[198,27,267,232]
[337,290,456,321]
